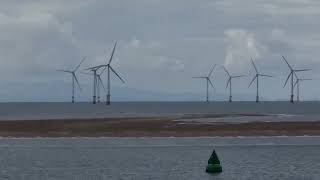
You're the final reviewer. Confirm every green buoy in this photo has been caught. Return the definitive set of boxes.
[206,150,223,173]
[206,164,222,173]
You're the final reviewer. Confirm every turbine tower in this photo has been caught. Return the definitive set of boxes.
[96,72,107,103]
[82,71,106,103]
[85,67,99,104]
[193,65,216,102]
[223,67,244,102]
[282,56,311,103]
[248,58,272,103]
[57,57,86,103]
[293,73,312,102]
[87,42,125,105]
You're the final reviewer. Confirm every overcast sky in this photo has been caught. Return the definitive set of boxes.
[0,0,319,102]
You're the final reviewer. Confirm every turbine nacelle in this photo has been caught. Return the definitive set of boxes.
[85,42,125,84]
[293,72,312,88]
[193,64,216,102]
[282,55,312,103]
[57,56,86,102]
[223,66,245,89]
[84,41,124,105]
[249,59,272,88]
[57,56,86,91]
[192,77,215,89]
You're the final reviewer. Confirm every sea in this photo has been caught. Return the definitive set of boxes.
[0,101,320,121]
[1,102,320,179]
[0,137,319,180]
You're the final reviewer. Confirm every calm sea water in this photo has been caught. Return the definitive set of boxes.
[0,101,320,120]
[0,137,319,180]
[1,102,319,179]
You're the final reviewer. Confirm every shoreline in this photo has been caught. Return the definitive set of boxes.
[0,115,320,137]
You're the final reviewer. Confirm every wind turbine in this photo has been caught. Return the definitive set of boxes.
[223,67,244,102]
[86,42,125,105]
[84,67,99,104]
[96,72,107,103]
[248,58,272,103]
[282,56,311,103]
[57,57,86,103]
[293,73,312,102]
[193,65,216,102]
[81,71,106,103]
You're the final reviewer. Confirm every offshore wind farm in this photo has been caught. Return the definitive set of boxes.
[84,42,125,105]
[54,52,313,104]
[1,41,318,136]
[2,1,320,179]
[1,24,319,180]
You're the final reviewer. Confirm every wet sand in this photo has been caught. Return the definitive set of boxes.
[0,114,320,137]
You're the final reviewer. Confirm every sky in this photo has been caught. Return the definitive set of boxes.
[0,0,319,102]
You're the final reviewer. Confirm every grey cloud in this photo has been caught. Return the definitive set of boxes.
[0,0,320,101]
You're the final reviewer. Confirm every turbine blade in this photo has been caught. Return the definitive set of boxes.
[294,69,312,72]
[110,66,125,83]
[251,58,258,73]
[248,75,257,88]
[85,65,107,70]
[223,66,231,77]
[208,78,214,89]
[226,78,231,89]
[259,74,273,78]
[73,56,86,72]
[73,73,81,91]
[282,55,293,70]
[98,66,107,75]
[294,72,299,79]
[301,78,312,81]
[283,72,292,87]
[293,79,298,88]
[98,75,107,93]
[208,64,217,77]
[108,42,117,64]
[233,75,245,78]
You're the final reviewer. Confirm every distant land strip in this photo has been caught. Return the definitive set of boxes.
[0,114,320,137]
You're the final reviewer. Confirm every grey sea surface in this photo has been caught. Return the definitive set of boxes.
[0,102,320,121]
[0,136,320,180]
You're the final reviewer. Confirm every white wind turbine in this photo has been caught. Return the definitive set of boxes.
[248,58,272,103]
[282,56,311,103]
[57,57,86,103]
[86,42,125,105]
[223,66,245,102]
[193,65,216,102]
[81,70,106,103]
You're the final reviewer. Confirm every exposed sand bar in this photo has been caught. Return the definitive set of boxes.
[0,114,320,137]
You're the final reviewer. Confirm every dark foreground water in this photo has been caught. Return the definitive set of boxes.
[0,137,320,180]
[0,101,320,120]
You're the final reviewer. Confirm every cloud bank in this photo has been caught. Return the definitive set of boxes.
[0,0,318,101]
